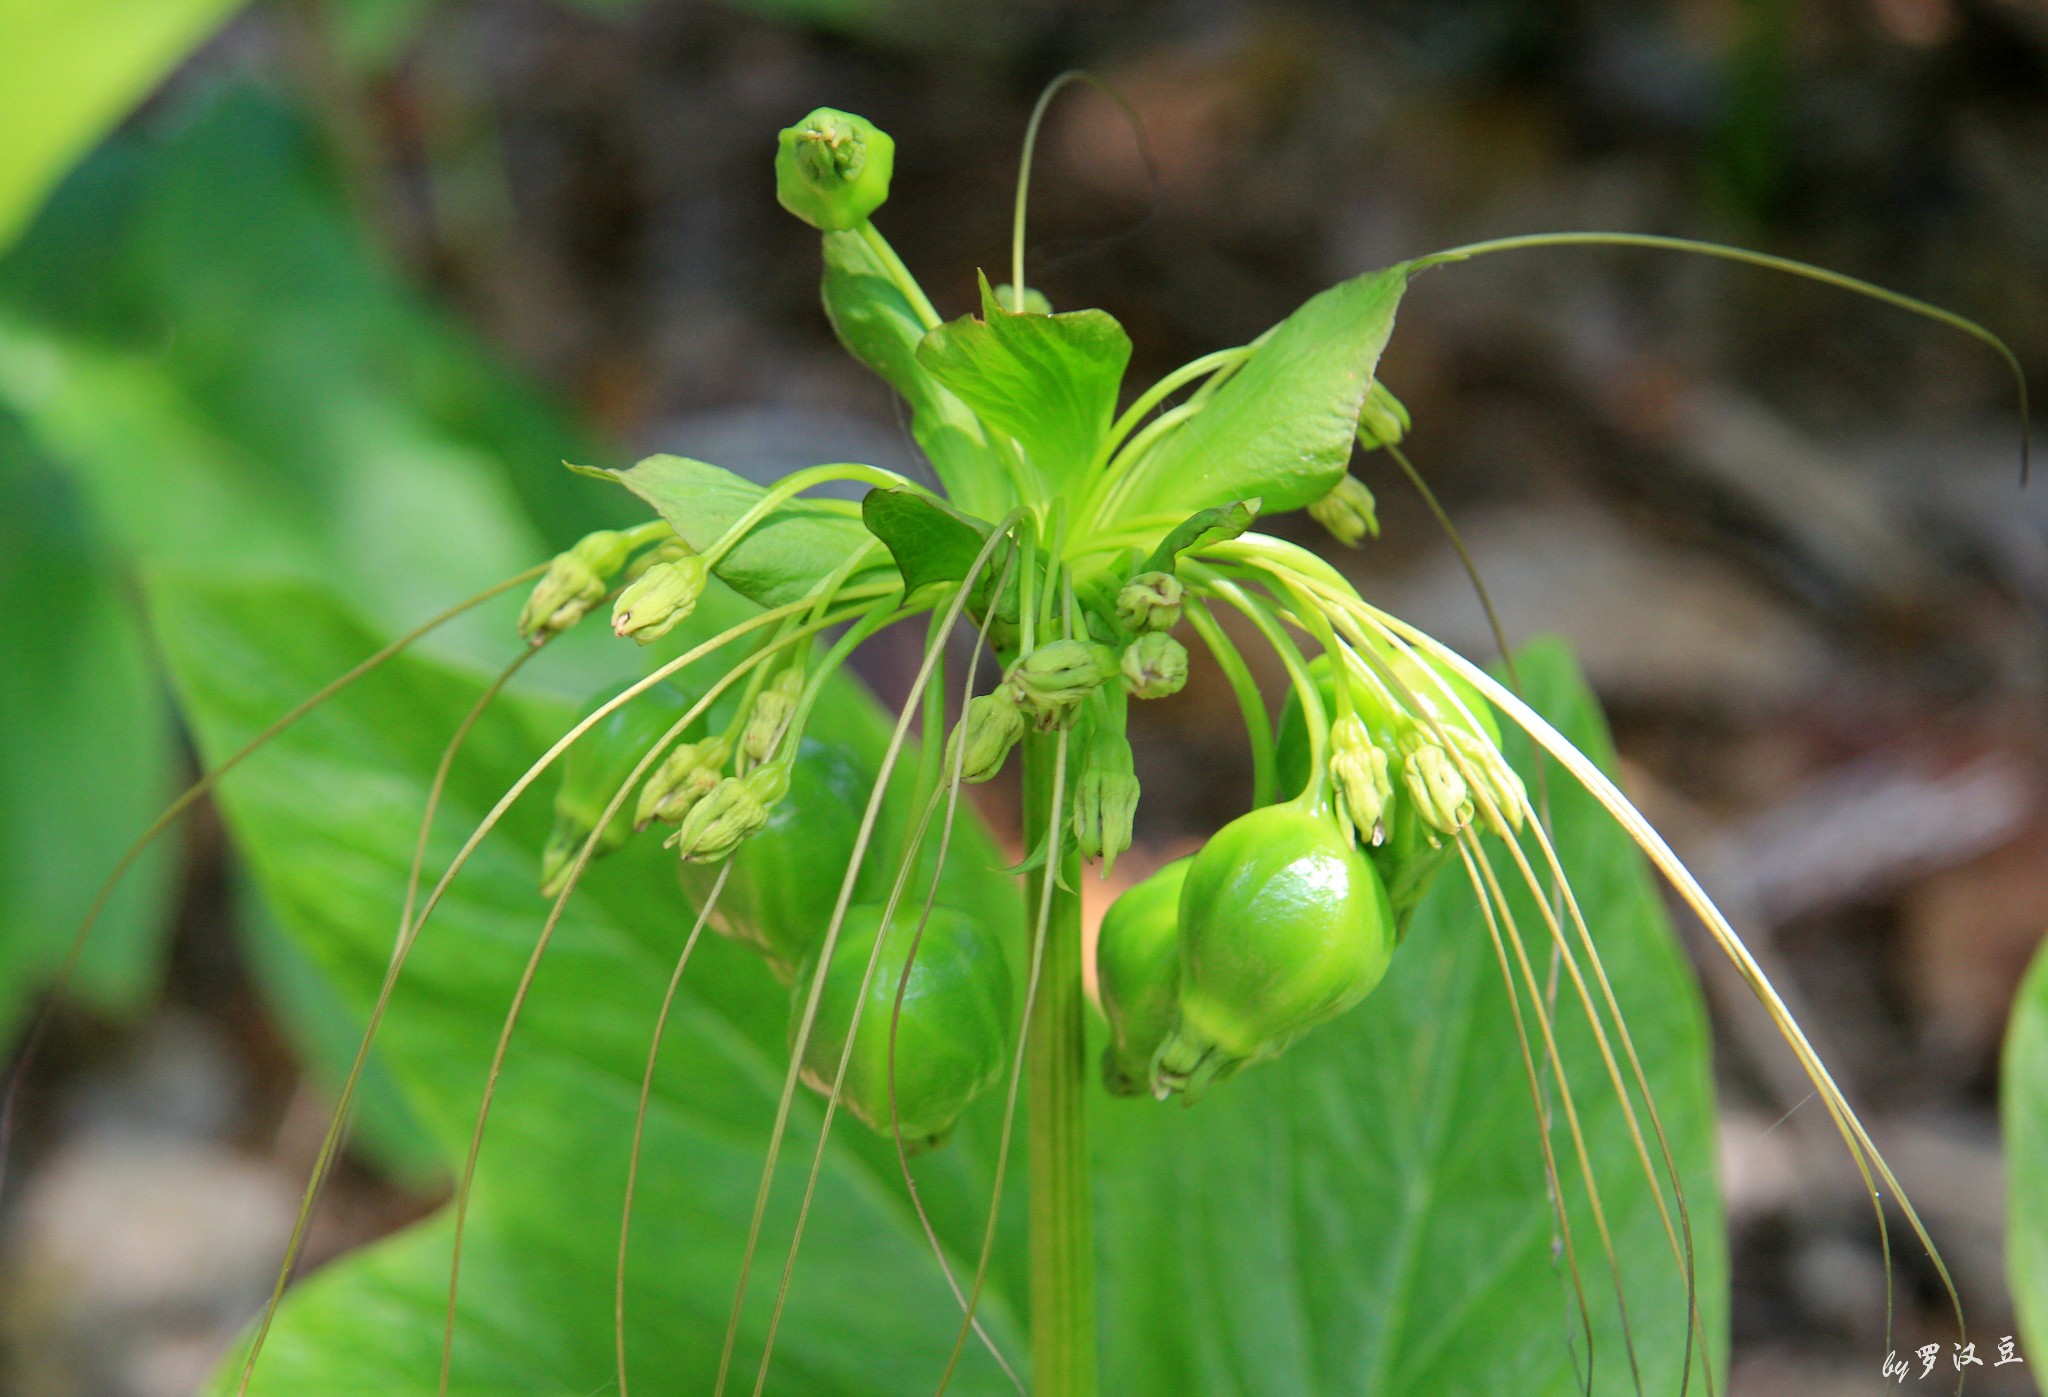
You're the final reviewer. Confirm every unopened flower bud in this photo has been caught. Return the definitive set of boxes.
[948,692,1025,783]
[1356,379,1411,450]
[775,107,895,232]
[669,762,790,863]
[1307,474,1379,548]
[1447,726,1527,835]
[636,735,733,829]
[1398,732,1474,838]
[1330,713,1394,846]
[1115,571,1183,634]
[741,666,805,765]
[1072,733,1140,874]
[1004,640,1115,729]
[518,528,639,643]
[1120,632,1188,700]
[612,554,708,644]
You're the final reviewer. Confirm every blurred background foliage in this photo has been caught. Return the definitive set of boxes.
[0,0,2044,1394]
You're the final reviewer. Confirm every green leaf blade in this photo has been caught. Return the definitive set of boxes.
[860,486,991,596]
[591,454,898,609]
[1115,265,1408,523]
[2006,938,2048,1366]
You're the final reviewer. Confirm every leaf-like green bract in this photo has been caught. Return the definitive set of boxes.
[917,275,1132,501]
[589,454,897,609]
[156,571,1029,1395]
[1094,640,1727,1395]
[1141,498,1260,577]
[2006,940,2048,1367]
[820,231,1013,521]
[1116,265,1409,522]
[861,486,991,596]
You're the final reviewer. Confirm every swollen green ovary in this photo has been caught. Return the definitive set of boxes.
[1179,844,1393,1060]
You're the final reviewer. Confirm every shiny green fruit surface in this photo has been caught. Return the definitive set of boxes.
[791,902,1013,1149]
[1096,857,1191,1096]
[1162,803,1394,1092]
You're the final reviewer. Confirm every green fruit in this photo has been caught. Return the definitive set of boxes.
[1274,648,1499,926]
[1095,857,1190,1096]
[541,680,698,896]
[791,902,1013,1150]
[1156,803,1394,1097]
[678,734,878,980]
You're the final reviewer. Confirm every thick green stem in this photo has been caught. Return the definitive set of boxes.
[1021,731,1096,1397]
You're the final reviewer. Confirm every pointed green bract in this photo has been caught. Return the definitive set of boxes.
[860,486,992,596]
[917,273,1132,500]
[1141,499,1260,577]
[586,455,893,608]
[1115,265,1409,521]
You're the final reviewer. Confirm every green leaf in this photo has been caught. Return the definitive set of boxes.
[589,454,899,610]
[0,0,247,254]
[1094,639,1727,1395]
[860,487,992,596]
[1140,498,1260,576]
[0,414,175,1044]
[916,274,1131,500]
[1115,265,1409,523]
[2006,937,2048,1366]
[820,230,1014,520]
[150,571,1026,1394]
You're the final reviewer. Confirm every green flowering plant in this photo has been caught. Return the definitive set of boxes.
[18,87,2032,1397]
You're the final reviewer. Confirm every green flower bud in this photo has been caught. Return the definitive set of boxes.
[669,762,790,863]
[1120,632,1188,700]
[1445,725,1527,835]
[947,692,1025,784]
[1003,639,1115,729]
[741,666,805,766]
[1330,713,1393,847]
[1096,857,1190,1096]
[775,107,895,232]
[517,528,638,643]
[1115,571,1183,634]
[1356,379,1411,450]
[611,554,708,643]
[1397,731,1474,838]
[1072,731,1139,874]
[990,283,1052,315]
[635,734,733,829]
[1306,474,1379,548]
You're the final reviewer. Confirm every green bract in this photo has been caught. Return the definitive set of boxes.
[1155,801,1395,1097]
[775,107,895,232]
[678,734,878,981]
[791,902,1013,1149]
[1095,857,1189,1096]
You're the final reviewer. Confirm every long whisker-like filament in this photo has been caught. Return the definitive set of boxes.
[442,605,898,1395]
[1455,836,1598,1396]
[714,517,1024,1396]
[1461,829,1646,1397]
[0,564,546,1205]
[615,863,732,1397]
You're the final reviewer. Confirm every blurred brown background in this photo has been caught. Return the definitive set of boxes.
[2,0,2046,1393]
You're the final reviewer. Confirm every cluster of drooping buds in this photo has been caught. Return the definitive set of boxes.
[668,761,791,863]
[1073,697,1140,873]
[518,529,641,643]
[636,735,733,829]
[741,665,804,768]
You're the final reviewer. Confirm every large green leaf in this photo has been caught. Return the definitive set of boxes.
[819,229,1014,520]
[152,570,1026,1395]
[590,454,899,609]
[860,486,991,596]
[1115,265,1409,524]
[1093,639,1727,1395]
[0,0,247,253]
[916,275,1131,500]
[0,414,174,1043]
[2006,937,2048,1367]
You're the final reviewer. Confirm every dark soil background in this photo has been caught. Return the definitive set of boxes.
[3,1,2047,1393]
